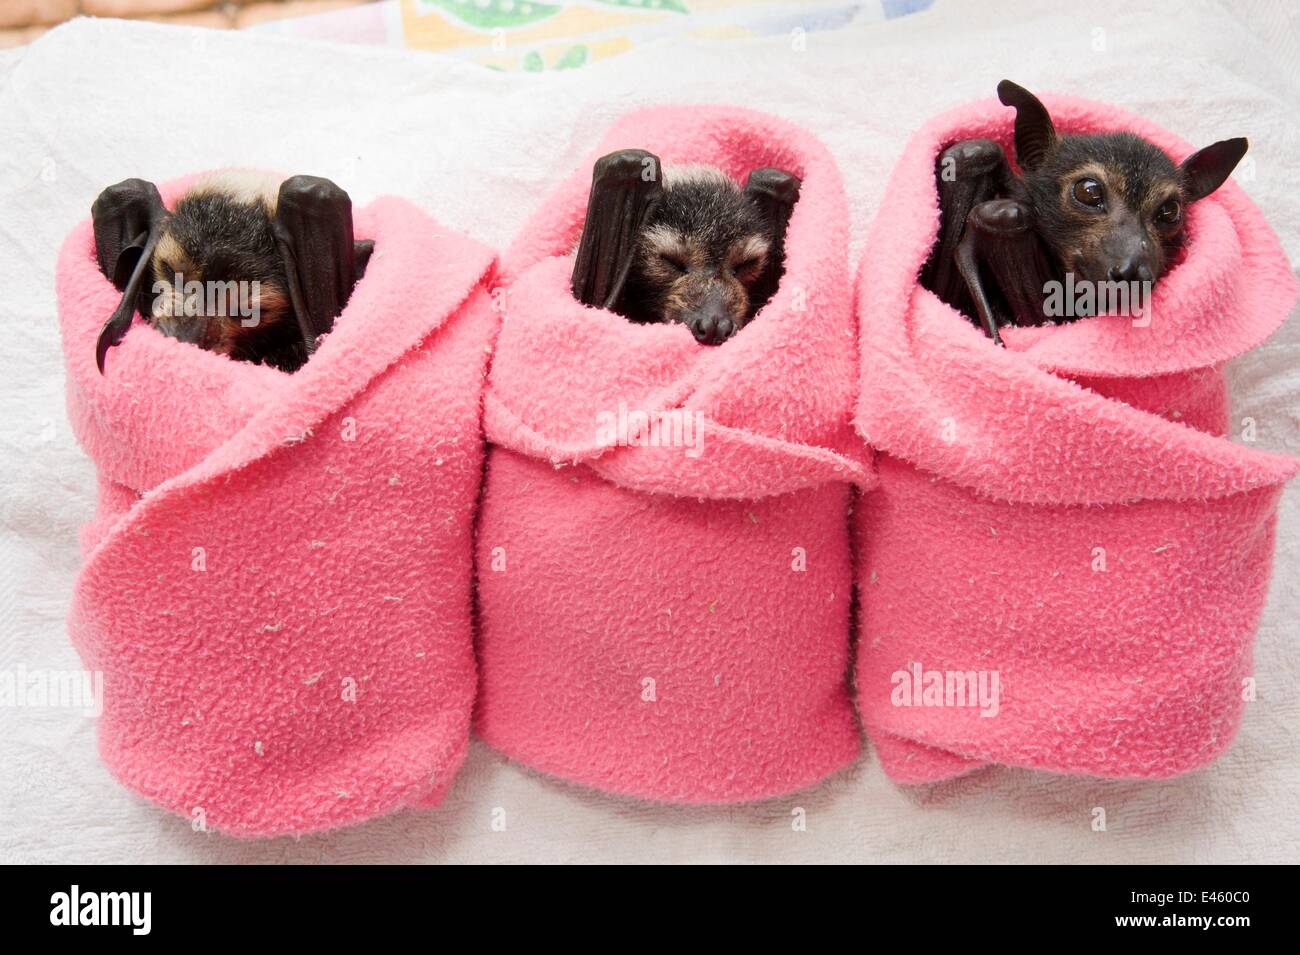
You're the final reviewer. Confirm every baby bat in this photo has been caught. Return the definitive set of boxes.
[571,150,800,345]
[91,171,372,373]
[924,79,1247,343]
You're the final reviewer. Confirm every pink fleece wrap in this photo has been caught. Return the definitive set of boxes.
[474,106,871,802]
[854,96,1300,784]
[58,176,498,836]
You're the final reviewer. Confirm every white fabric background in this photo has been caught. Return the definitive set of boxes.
[1,0,1296,864]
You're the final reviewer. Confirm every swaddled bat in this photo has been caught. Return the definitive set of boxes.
[91,171,373,373]
[924,80,1247,344]
[571,150,800,345]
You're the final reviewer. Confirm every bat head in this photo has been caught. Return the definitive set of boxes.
[621,165,776,345]
[147,173,299,369]
[998,79,1247,288]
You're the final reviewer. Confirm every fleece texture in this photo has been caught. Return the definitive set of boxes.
[475,105,870,803]
[854,95,1300,785]
[57,175,498,837]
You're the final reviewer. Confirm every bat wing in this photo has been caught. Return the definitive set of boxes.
[571,148,663,312]
[91,178,167,373]
[270,175,365,358]
[922,139,1010,314]
[956,198,1059,345]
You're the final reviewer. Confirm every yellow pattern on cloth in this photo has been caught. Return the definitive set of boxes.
[250,0,932,71]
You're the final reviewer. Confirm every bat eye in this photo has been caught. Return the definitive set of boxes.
[659,252,688,274]
[1155,199,1182,225]
[1072,178,1105,208]
[732,256,763,282]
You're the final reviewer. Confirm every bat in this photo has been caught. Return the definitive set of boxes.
[924,80,1247,343]
[570,149,800,345]
[91,171,373,373]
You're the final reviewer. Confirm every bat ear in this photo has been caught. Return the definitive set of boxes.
[1180,137,1247,202]
[997,79,1056,172]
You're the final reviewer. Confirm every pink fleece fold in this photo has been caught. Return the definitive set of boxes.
[58,175,498,836]
[853,96,1299,784]
[475,106,870,803]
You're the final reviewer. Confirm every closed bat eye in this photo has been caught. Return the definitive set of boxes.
[659,251,688,273]
[731,255,765,283]
[727,234,770,286]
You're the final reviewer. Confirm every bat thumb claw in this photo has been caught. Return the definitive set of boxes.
[95,325,113,375]
[95,311,131,374]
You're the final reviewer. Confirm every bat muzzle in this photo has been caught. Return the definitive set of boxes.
[1105,257,1156,284]
[153,315,215,346]
[1097,229,1158,285]
[683,298,737,345]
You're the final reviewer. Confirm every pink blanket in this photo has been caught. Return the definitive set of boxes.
[475,106,871,802]
[58,176,498,836]
[854,96,1299,784]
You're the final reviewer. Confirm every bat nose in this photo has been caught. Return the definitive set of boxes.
[1107,258,1153,284]
[157,316,209,345]
[685,299,736,345]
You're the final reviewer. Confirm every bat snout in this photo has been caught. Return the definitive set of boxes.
[1075,228,1160,288]
[661,271,749,346]
[1106,257,1154,284]
[687,311,735,346]
[681,290,742,345]
[1098,238,1157,286]
[153,314,212,346]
